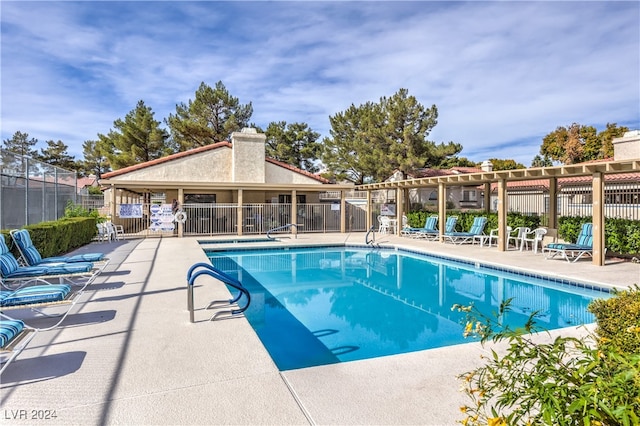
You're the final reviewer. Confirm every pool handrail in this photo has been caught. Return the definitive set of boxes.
[186,262,245,307]
[365,226,379,247]
[187,263,251,322]
[266,223,298,239]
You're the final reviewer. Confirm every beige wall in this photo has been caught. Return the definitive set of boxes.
[111,148,232,182]
[231,129,265,183]
[265,163,325,184]
[613,130,640,161]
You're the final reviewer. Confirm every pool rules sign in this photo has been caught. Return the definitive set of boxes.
[149,204,175,232]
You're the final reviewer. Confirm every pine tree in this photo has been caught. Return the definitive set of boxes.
[39,140,76,170]
[322,89,461,183]
[265,121,321,173]
[166,81,253,150]
[99,100,170,170]
[2,131,39,158]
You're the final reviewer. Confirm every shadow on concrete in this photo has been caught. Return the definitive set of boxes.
[0,351,87,389]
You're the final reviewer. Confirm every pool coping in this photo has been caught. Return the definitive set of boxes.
[203,241,622,294]
[1,233,637,425]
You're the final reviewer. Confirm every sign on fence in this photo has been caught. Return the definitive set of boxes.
[119,204,143,218]
[149,203,175,231]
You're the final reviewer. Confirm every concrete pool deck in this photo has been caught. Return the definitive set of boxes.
[1,233,638,425]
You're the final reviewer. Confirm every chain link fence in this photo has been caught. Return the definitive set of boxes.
[1,149,77,230]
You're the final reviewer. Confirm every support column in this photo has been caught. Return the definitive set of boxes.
[396,187,404,235]
[291,190,297,235]
[340,190,346,233]
[483,182,491,213]
[110,185,116,220]
[438,183,446,242]
[592,172,605,266]
[497,178,507,251]
[366,190,372,230]
[237,189,243,236]
[548,178,558,229]
[178,188,184,238]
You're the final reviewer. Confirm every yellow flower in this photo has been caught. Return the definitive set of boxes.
[487,417,506,426]
[464,322,473,333]
[459,406,467,413]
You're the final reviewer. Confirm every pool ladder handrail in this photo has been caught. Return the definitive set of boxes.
[266,223,298,240]
[366,226,380,247]
[187,262,251,322]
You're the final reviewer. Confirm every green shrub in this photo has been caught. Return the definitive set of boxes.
[589,285,640,354]
[456,288,640,425]
[406,210,541,234]
[558,216,640,255]
[7,217,98,259]
[64,200,102,221]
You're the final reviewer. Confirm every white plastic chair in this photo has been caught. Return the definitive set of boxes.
[508,227,530,249]
[520,227,547,253]
[96,223,112,242]
[378,215,390,233]
[480,226,512,247]
[106,222,124,240]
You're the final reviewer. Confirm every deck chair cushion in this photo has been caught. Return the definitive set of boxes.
[1,319,25,348]
[12,229,105,265]
[1,238,48,278]
[0,284,72,307]
[1,234,94,278]
[40,262,94,275]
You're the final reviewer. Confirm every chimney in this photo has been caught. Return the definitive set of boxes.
[231,127,266,183]
[613,130,640,161]
[480,160,493,172]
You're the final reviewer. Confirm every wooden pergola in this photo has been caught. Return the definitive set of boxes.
[358,159,640,266]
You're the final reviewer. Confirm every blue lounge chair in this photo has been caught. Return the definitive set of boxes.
[444,216,488,244]
[417,216,458,241]
[543,223,595,262]
[0,235,99,289]
[0,315,38,375]
[1,282,85,331]
[10,229,108,268]
[401,215,438,238]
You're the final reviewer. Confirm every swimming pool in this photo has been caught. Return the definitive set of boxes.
[206,246,610,371]
[199,238,277,244]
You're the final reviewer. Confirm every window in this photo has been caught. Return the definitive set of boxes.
[278,195,306,204]
[462,190,477,202]
[184,194,216,203]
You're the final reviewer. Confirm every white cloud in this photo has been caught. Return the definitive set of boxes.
[2,1,638,165]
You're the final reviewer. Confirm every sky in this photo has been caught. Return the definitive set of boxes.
[1,1,639,168]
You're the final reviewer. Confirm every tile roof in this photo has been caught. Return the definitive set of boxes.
[100,141,330,184]
[101,142,232,179]
[488,172,640,191]
[265,158,330,183]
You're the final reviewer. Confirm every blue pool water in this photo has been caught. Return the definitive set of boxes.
[206,246,610,371]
